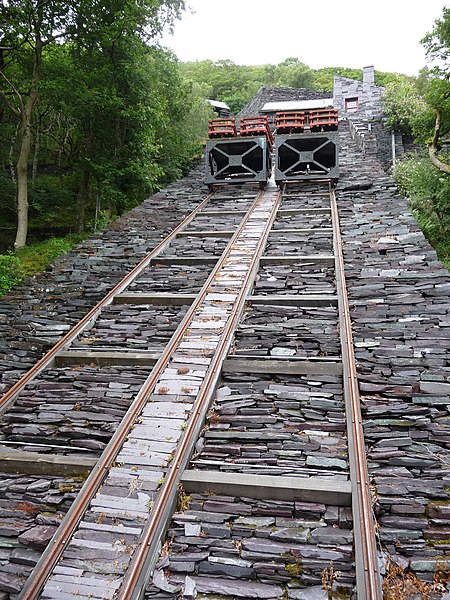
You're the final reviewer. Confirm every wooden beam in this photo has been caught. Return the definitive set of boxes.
[260,255,334,264]
[113,293,196,306]
[112,292,337,307]
[249,294,337,307]
[277,208,331,216]
[177,230,234,237]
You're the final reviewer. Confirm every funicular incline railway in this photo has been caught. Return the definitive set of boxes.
[0,110,384,599]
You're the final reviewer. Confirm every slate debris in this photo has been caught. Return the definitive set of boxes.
[146,125,450,597]
[163,235,229,258]
[0,165,207,395]
[0,473,83,599]
[145,495,354,599]
[278,185,332,210]
[207,193,256,212]
[266,229,333,256]
[32,183,287,598]
[129,263,212,295]
[2,112,450,598]
[72,304,188,352]
[255,263,336,297]
[193,374,348,479]
[272,212,332,231]
[234,305,340,358]
[186,214,243,232]
[0,365,150,454]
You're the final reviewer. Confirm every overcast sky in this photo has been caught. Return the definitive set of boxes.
[160,0,447,75]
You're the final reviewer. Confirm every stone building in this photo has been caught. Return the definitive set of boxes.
[333,65,384,118]
[332,66,409,170]
[207,99,231,117]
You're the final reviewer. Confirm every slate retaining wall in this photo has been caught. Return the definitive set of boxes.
[338,122,450,590]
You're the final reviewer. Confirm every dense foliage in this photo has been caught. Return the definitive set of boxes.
[383,9,450,165]
[382,6,450,268]
[395,154,450,268]
[0,0,406,255]
[179,58,315,114]
[0,0,212,250]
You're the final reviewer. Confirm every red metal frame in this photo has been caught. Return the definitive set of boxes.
[309,109,339,132]
[275,111,306,134]
[208,118,237,138]
[240,115,274,147]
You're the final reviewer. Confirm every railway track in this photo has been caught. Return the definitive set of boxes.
[0,175,382,598]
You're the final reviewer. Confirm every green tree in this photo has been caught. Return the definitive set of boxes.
[0,1,78,248]
[273,57,315,89]
[422,6,450,75]
[382,29,450,172]
[0,0,186,247]
[178,57,316,113]
[421,6,450,174]
[313,66,409,93]
[382,79,434,139]
[384,8,450,268]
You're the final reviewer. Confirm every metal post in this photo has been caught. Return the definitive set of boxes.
[391,130,396,167]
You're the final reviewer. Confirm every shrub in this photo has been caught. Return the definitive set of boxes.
[0,253,23,296]
[394,153,450,269]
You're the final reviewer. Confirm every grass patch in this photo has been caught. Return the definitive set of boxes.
[0,233,87,297]
[16,234,86,277]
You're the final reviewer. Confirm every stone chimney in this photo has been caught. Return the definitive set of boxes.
[363,65,375,86]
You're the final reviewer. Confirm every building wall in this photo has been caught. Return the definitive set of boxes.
[333,66,383,118]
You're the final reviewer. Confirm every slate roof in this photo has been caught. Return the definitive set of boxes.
[238,86,330,118]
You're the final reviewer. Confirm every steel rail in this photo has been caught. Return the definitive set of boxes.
[330,184,382,599]
[19,187,267,600]
[0,192,215,416]
[120,185,283,600]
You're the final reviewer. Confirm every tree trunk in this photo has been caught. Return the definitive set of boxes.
[14,112,33,249]
[76,115,93,233]
[429,108,450,175]
[57,121,65,183]
[13,40,42,249]
[32,120,40,187]
[9,122,19,187]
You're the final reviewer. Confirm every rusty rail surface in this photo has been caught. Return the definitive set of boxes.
[330,183,382,599]
[119,185,282,599]
[18,186,273,599]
